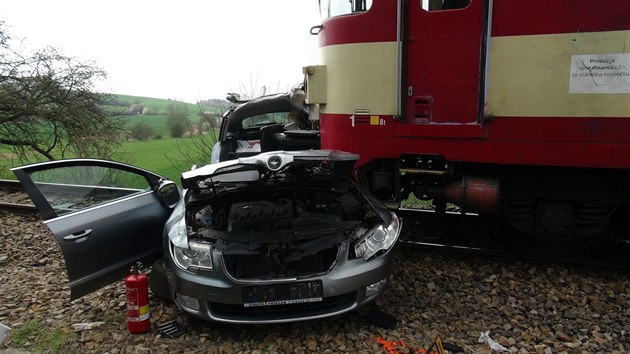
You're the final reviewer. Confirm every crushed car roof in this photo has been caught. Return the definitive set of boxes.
[225,92,296,133]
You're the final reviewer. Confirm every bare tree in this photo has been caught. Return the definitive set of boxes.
[190,105,223,159]
[170,77,281,168]
[165,101,225,169]
[174,79,286,167]
[0,23,123,163]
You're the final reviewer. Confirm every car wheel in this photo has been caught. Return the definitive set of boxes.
[149,258,173,302]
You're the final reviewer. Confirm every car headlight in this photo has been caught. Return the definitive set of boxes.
[354,213,401,260]
[172,241,213,270]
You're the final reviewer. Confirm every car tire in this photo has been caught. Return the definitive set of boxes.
[149,258,173,302]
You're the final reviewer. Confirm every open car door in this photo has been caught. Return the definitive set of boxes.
[12,159,178,300]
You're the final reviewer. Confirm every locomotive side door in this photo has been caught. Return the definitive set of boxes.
[403,0,490,127]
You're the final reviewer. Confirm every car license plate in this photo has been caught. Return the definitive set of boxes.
[242,280,323,307]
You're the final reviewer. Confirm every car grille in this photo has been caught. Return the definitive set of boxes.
[208,292,357,322]
[223,246,338,279]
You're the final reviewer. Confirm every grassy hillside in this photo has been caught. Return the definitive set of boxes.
[0,94,223,182]
[114,94,226,138]
[112,94,224,115]
[114,94,223,181]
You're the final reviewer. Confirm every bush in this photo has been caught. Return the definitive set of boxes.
[166,112,191,138]
[130,121,154,141]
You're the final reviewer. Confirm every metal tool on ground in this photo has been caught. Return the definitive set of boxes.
[155,320,187,339]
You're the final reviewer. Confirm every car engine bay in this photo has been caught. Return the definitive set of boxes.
[184,179,382,279]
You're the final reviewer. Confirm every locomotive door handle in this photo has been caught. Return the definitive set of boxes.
[310,25,323,35]
[63,229,92,240]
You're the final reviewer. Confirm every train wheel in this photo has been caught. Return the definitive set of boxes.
[504,198,616,258]
[506,226,603,258]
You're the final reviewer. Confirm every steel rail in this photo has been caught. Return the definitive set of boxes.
[394,207,630,272]
[0,179,23,191]
[0,179,37,215]
[0,201,37,215]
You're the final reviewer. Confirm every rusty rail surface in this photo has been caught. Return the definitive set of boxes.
[0,179,37,215]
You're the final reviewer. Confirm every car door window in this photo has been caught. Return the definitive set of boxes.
[28,165,151,216]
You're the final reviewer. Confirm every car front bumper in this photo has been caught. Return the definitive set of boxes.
[164,241,398,324]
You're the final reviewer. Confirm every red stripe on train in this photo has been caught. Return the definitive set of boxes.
[492,0,630,37]
[318,0,630,47]
[320,113,630,169]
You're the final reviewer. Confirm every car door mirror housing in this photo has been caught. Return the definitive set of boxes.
[158,181,180,208]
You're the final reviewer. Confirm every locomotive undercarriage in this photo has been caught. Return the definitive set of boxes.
[359,156,630,257]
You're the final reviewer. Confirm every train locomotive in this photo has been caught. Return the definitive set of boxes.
[302,0,630,255]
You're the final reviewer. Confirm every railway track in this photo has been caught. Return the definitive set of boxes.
[1,179,627,270]
[0,179,37,215]
[395,207,630,271]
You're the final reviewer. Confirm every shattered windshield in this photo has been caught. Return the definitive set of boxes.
[320,0,372,20]
[242,112,289,128]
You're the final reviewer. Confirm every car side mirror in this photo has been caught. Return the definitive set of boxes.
[158,181,180,208]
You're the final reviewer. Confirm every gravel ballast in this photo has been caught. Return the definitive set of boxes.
[1,211,629,353]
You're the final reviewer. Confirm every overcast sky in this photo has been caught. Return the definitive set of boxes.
[0,0,322,103]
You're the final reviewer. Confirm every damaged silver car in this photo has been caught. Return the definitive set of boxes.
[13,150,401,324]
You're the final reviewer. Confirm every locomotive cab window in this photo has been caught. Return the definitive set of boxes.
[320,0,373,19]
[421,0,470,11]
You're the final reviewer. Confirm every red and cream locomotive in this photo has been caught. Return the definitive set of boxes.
[304,0,630,253]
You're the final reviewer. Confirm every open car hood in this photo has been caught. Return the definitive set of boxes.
[181,150,358,189]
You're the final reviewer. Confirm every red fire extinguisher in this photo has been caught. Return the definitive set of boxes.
[125,263,150,333]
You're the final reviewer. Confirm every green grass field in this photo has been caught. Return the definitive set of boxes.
[116,136,216,182]
[121,114,170,136]
[0,135,217,182]
[0,94,222,182]
[121,114,218,137]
